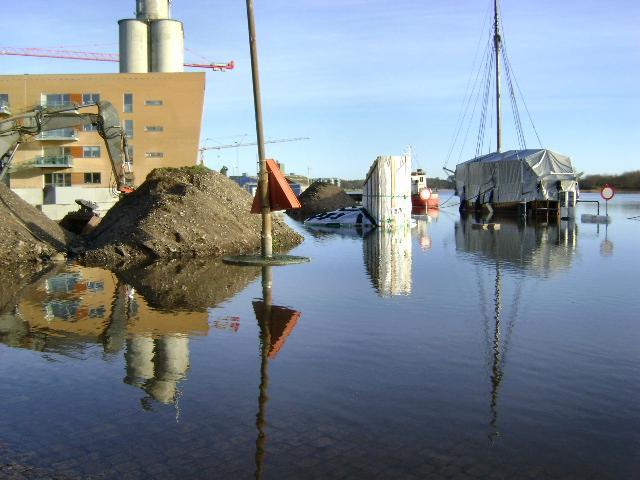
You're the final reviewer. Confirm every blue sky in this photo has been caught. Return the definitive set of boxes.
[4,0,639,179]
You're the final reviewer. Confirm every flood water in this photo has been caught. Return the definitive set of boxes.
[1,192,639,479]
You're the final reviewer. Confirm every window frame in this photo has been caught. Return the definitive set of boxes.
[123,93,133,113]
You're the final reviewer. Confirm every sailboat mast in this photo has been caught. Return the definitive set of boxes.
[494,0,502,152]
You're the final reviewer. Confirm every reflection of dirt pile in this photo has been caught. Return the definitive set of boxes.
[84,166,303,265]
[0,184,75,266]
[287,181,356,219]
[116,258,261,310]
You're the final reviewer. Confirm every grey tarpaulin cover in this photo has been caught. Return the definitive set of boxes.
[454,149,579,205]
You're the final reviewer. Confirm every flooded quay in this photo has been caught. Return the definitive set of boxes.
[1,192,639,479]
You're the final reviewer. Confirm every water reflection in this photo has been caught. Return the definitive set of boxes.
[455,215,578,275]
[254,266,302,479]
[455,215,579,440]
[413,215,432,251]
[125,334,190,408]
[363,226,413,296]
[0,260,261,410]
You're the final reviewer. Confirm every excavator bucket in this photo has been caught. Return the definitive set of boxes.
[251,159,302,213]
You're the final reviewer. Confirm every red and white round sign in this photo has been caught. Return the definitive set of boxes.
[600,184,615,201]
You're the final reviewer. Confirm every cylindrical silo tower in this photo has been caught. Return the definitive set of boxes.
[136,0,171,20]
[119,0,185,73]
[150,20,185,73]
[119,19,149,73]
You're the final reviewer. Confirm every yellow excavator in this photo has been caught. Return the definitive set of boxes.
[0,100,133,193]
[0,101,133,233]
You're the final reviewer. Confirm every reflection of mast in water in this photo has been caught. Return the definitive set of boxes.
[253,266,302,479]
[489,260,502,441]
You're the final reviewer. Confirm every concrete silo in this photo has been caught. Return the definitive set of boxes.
[119,0,184,73]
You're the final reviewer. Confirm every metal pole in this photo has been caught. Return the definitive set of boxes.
[246,0,272,257]
[494,0,502,153]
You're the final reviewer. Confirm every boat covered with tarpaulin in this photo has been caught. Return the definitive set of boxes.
[454,148,579,211]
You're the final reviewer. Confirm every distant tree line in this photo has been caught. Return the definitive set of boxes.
[340,177,454,190]
[579,170,640,191]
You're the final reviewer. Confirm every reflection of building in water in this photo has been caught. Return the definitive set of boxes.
[363,226,412,296]
[0,264,257,408]
[455,215,578,275]
[124,334,190,405]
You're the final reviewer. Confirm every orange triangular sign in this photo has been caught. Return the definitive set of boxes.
[251,159,302,213]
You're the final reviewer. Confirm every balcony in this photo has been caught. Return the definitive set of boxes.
[33,155,74,168]
[36,128,78,141]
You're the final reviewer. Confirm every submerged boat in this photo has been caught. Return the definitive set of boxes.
[446,0,579,219]
[410,168,439,209]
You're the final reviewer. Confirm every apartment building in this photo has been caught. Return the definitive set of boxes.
[0,72,205,218]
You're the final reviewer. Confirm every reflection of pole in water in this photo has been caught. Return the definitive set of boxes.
[255,265,272,480]
[489,260,503,441]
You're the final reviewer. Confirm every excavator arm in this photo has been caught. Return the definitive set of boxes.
[0,101,133,193]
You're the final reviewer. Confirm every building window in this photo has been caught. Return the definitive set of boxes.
[0,93,8,112]
[82,93,100,104]
[126,145,134,164]
[83,146,101,158]
[145,152,164,158]
[84,172,102,184]
[124,120,134,139]
[124,93,133,113]
[44,173,71,187]
[43,93,71,107]
[83,123,98,132]
[144,125,163,132]
[145,100,163,106]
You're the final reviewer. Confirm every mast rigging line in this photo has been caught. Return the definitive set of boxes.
[444,0,494,169]
[445,0,544,170]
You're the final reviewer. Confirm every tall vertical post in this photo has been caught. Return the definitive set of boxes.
[246,0,272,258]
[494,0,502,153]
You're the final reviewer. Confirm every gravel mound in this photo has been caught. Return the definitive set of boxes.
[287,181,356,219]
[83,166,303,265]
[0,184,75,268]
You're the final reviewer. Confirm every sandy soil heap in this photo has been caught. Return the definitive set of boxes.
[0,184,75,268]
[84,166,303,264]
[287,181,356,220]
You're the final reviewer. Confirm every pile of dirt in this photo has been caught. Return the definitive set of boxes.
[287,181,356,219]
[83,166,303,265]
[0,184,75,268]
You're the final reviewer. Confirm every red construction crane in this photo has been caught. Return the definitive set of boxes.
[198,137,310,165]
[0,46,234,71]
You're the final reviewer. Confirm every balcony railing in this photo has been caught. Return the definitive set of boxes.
[33,155,73,168]
[36,128,78,141]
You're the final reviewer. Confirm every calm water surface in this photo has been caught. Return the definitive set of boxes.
[1,192,639,479]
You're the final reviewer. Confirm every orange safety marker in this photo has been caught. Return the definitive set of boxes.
[251,159,302,212]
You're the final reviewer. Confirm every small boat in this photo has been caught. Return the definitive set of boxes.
[303,207,377,228]
[411,169,439,209]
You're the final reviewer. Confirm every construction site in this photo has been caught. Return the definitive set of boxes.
[0,0,309,272]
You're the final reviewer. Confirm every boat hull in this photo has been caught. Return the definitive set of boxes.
[411,192,439,209]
